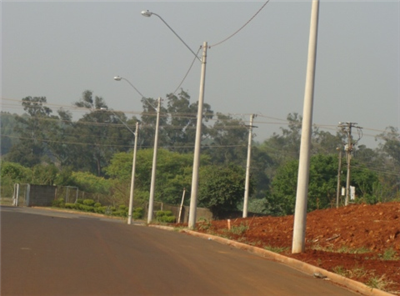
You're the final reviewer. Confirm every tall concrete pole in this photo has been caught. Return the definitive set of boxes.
[345,124,352,206]
[336,147,342,209]
[127,122,139,225]
[243,114,255,218]
[147,97,161,223]
[292,0,319,254]
[188,42,208,229]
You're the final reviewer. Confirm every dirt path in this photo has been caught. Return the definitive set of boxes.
[191,202,400,294]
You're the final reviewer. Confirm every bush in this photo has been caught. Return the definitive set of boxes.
[113,210,127,217]
[65,203,77,210]
[95,206,106,214]
[52,198,65,208]
[83,199,95,207]
[79,205,94,212]
[94,202,102,208]
[76,199,84,205]
[156,210,176,223]
[133,207,144,220]
[118,205,127,211]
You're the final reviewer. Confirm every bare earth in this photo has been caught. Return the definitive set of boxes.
[190,202,400,294]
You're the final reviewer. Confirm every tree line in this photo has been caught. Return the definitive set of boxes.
[1,90,399,217]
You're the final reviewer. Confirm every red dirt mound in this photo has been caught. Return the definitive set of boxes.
[193,202,400,294]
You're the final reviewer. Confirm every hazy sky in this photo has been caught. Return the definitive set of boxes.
[2,0,399,149]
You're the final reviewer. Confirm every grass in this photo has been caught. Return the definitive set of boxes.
[332,266,368,279]
[311,244,371,254]
[197,218,212,231]
[264,246,290,254]
[229,223,249,235]
[366,274,394,291]
[332,266,349,277]
[333,266,395,293]
[379,248,399,261]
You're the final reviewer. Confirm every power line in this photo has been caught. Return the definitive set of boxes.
[209,0,271,48]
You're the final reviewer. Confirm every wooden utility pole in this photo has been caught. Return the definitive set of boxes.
[336,147,342,208]
[243,114,257,218]
[338,122,362,206]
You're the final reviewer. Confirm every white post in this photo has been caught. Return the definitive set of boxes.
[292,0,319,254]
[128,122,139,225]
[188,42,208,229]
[336,147,342,208]
[178,188,186,223]
[243,114,255,218]
[345,127,352,206]
[147,97,161,223]
[15,183,20,207]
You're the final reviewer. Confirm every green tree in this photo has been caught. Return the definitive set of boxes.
[311,127,345,155]
[0,161,32,183]
[104,148,208,206]
[45,108,75,167]
[198,164,249,218]
[269,154,381,216]
[138,97,169,150]
[31,164,59,185]
[206,113,248,165]
[6,96,57,166]
[378,126,400,165]
[261,113,303,175]
[69,91,139,176]
[0,112,20,156]
[163,90,214,153]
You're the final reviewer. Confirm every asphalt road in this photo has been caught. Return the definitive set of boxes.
[1,206,360,296]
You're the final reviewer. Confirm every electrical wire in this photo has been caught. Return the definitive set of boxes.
[172,47,202,95]
[209,0,271,48]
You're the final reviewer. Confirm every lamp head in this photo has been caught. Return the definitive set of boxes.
[114,76,122,81]
[141,10,153,17]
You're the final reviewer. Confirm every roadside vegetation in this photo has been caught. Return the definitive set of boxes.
[1,91,399,217]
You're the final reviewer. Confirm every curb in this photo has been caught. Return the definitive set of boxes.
[149,225,395,296]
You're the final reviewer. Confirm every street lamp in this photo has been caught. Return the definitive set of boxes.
[142,10,206,229]
[101,107,138,225]
[243,114,256,218]
[114,76,161,223]
[292,0,319,254]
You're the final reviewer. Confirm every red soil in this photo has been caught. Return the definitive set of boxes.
[193,202,400,294]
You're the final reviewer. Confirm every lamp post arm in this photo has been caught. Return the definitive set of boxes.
[114,76,158,111]
[150,12,201,62]
[120,77,146,98]
[109,110,136,135]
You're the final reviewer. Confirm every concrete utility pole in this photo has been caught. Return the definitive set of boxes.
[243,114,257,218]
[147,97,161,223]
[188,41,208,229]
[339,122,362,206]
[128,122,139,225]
[336,146,342,208]
[292,0,319,254]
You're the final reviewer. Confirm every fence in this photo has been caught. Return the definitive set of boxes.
[2,184,261,223]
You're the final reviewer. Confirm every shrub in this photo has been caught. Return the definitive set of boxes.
[118,205,127,211]
[156,210,176,223]
[76,199,84,205]
[94,202,102,208]
[133,207,144,220]
[83,199,95,207]
[52,198,65,208]
[65,203,77,210]
[113,210,127,217]
[95,206,106,214]
[79,205,94,212]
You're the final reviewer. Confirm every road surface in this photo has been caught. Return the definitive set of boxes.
[1,206,360,296]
